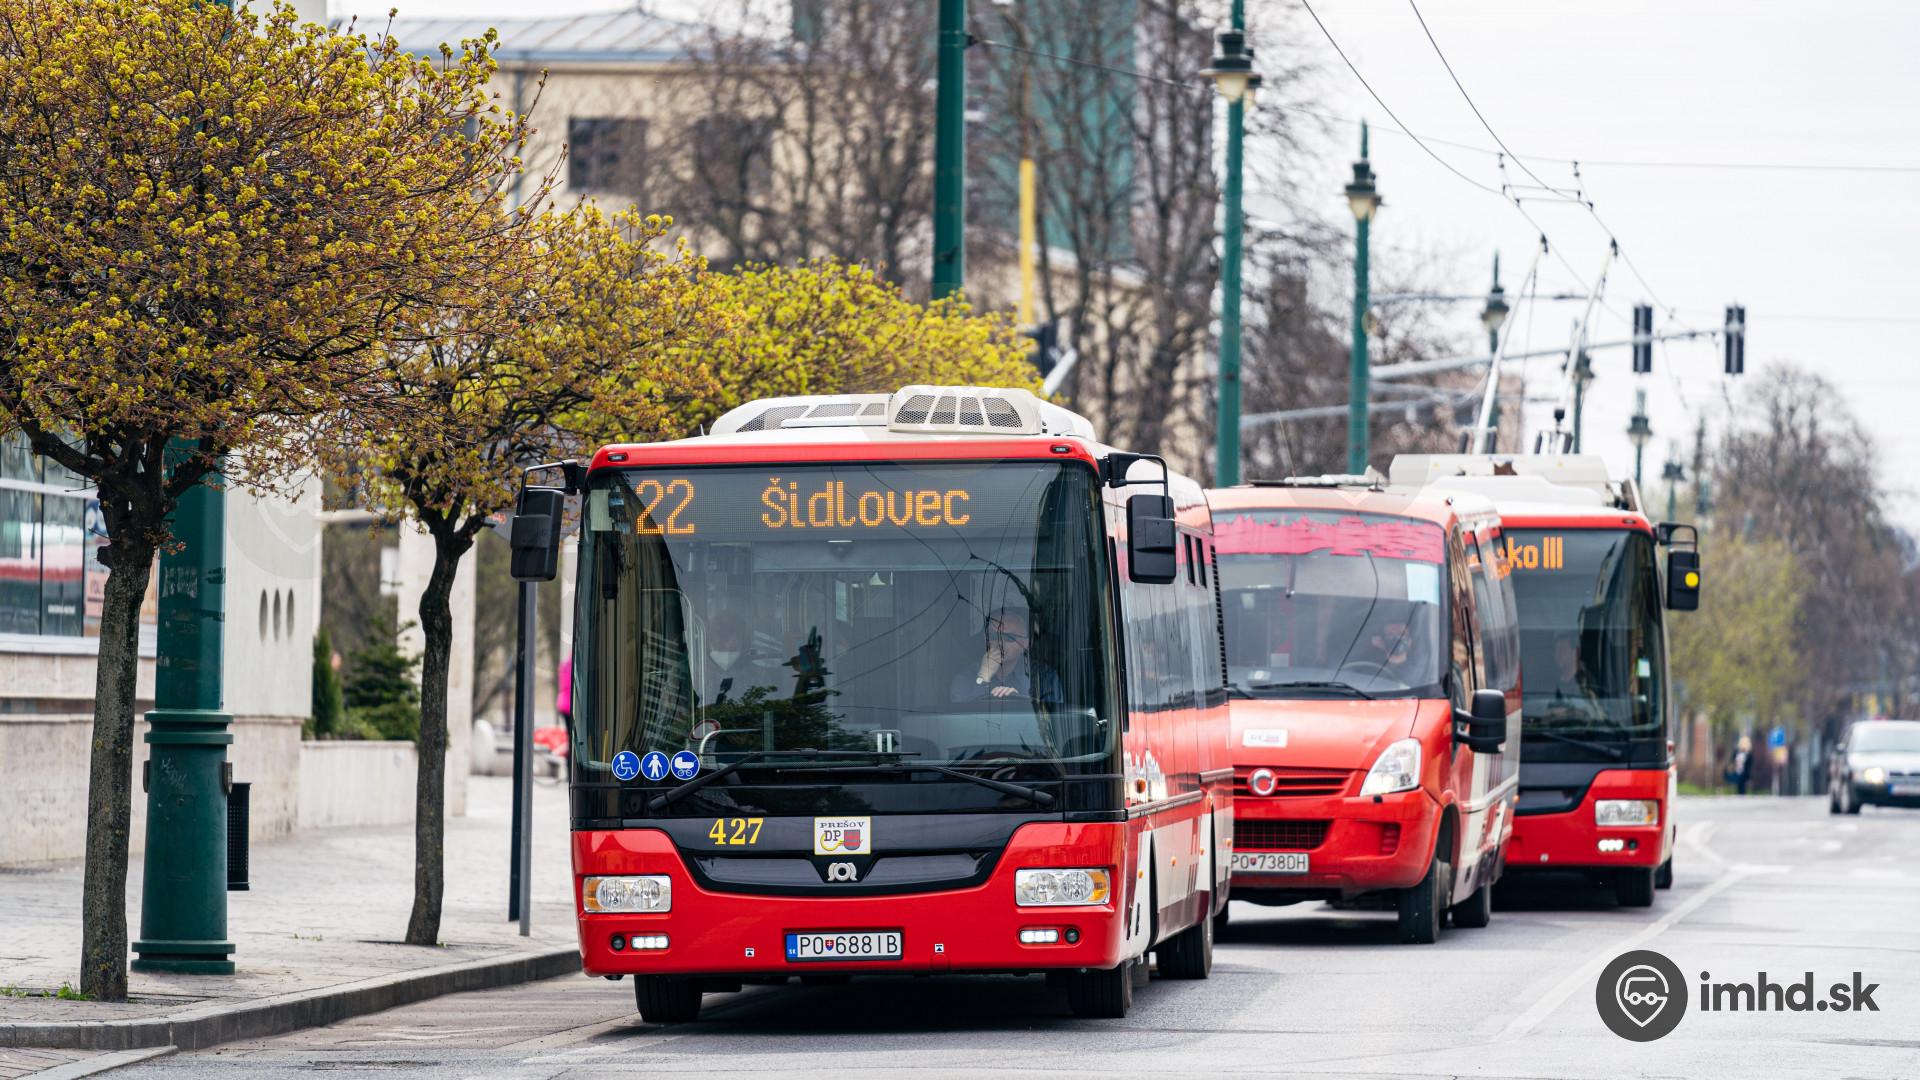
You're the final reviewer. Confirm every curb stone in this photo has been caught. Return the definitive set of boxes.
[0,947,580,1053]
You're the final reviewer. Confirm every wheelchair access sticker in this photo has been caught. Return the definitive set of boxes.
[610,751,641,782]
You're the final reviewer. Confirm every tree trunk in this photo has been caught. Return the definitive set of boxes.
[404,525,472,946]
[79,538,157,1001]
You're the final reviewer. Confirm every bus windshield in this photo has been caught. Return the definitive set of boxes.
[571,461,1119,801]
[1214,510,1446,699]
[1506,528,1666,740]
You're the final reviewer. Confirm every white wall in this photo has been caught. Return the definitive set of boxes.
[297,740,419,830]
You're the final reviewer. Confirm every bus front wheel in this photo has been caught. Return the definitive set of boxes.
[1397,854,1447,944]
[635,975,704,1024]
[1065,960,1133,1018]
[1615,866,1657,908]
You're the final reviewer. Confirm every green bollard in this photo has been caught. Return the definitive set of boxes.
[131,443,234,975]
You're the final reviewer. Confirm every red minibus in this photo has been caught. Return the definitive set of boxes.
[1391,455,1700,907]
[1208,479,1521,943]
[512,386,1233,1021]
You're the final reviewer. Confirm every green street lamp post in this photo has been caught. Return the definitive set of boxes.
[132,441,234,974]
[1627,389,1653,487]
[1662,451,1685,522]
[1345,124,1381,475]
[1479,253,1509,448]
[1203,5,1259,486]
[932,0,967,300]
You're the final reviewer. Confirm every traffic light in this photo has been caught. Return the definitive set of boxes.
[1723,304,1746,375]
[1021,319,1060,376]
[1631,304,1653,374]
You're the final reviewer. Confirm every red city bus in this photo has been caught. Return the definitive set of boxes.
[1391,455,1700,907]
[514,386,1233,1021]
[1208,479,1520,943]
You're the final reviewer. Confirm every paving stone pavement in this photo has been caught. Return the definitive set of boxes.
[0,775,575,1027]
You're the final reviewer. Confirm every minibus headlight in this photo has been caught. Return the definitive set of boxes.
[1359,738,1421,796]
[1015,868,1110,906]
[583,875,671,913]
[1594,799,1659,827]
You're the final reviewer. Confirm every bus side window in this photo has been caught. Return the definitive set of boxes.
[1450,530,1478,706]
[1464,531,1499,694]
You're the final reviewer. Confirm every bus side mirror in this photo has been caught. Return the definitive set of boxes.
[510,486,567,582]
[1126,494,1177,584]
[1666,549,1700,611]
[1656,522,1700,611]
[1456,688,1507,753]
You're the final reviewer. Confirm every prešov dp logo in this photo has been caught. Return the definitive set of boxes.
[1597,949,1688,1041]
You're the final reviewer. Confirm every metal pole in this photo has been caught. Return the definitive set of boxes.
[507,582,526,922]
[512,581,536,937]
[1471,243,1540,455]
[133,442,234,974]
[932,0,967,299]
[1216,0,1246,486]
[1348,215,1371,474]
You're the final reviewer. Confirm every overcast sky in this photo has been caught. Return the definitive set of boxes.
[336,0,1920,528]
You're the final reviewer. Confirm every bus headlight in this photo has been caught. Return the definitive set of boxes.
[1359,738,1421,796]
[1594,799,1659,827]
[583,875,672,913]
[1015,868,1110,906]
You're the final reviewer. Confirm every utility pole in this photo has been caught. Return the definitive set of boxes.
[1477,252,1510,451]
[932,0,967,300]
[1569,349,1593,453]
[1662,449,1685,522]
[1203,6,1256,485]
[133,442,234,974]
[1627,389,1652,487]
[1344,124,1381,474]
[1692,418,1711,516]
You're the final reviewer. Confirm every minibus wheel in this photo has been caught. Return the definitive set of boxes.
[1156,907,1214,979]
[1654,857,1673,889]
[1396,854,1446,944]
[1449,879,1493,929]
[635,975,704,1024]
[1614,867,1656,908]
[1065,961,1133,1018]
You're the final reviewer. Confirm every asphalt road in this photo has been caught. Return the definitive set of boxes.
[120,796,1920,1079]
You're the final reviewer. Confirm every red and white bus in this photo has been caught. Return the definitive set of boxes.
[514,386,1233,1021]
[1208,479,1520,943]
[1391,455,1700,907]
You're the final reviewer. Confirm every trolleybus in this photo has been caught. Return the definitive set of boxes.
[510,386,1234,1021]
[1390,455,1699,906]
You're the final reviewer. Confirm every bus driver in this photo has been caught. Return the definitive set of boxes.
[951,606,1061,706]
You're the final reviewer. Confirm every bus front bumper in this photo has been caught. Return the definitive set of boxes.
[1228,788,1440,899]
[1508,769,1669,872]
[571,823,1132,977]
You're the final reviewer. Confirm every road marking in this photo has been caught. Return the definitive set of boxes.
[1491,862,1774,1043]
[1681,820,1725,867]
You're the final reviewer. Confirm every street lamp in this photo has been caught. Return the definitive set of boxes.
[1345,123,1381,474]
[1202,11,1260,486]
[1480,253,1509,355]
[1626,388,1653,487]
[1661,450,1686,522]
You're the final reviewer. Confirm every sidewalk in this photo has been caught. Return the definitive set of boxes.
[0,775,582,1055]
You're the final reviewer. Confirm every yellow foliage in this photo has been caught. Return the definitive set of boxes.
[687,259,1041,426]
[0,0,534,493]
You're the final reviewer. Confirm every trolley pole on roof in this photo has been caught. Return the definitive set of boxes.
[932,0,968,300]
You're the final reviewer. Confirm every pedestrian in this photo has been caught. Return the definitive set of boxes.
[1724,734,1753,795]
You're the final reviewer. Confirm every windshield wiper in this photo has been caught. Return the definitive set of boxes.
[1525,729,1625,760]
[646,748,917,812]
[1244,680,1376,700]
[775,760,1056,808]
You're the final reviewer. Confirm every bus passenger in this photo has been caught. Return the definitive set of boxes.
[952,606,1061,705]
